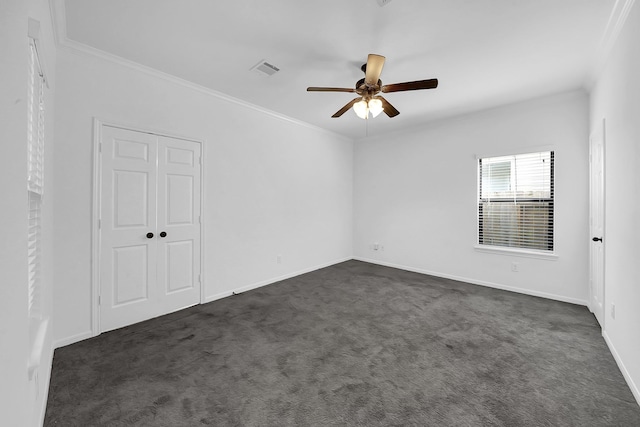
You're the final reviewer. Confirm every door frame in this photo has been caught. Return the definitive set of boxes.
[588,118,606,328]
[91,118,206,336]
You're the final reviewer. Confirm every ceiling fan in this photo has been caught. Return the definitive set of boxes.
[307,54,438,119]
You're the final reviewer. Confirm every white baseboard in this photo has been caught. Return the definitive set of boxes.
[603,331,640,406]
[54,330,93,349]
[353,257,588,306]
[203,257,352,304]
[36,342,54,427]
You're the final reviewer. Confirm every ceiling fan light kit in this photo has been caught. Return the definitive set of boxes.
[307,54,438,120]
[354,98,384,119]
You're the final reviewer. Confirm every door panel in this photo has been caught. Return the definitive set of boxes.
[167,174,194,225]
[113,245,149,305]
[113,170,149,228]
[165,240,194,293]
[589,119,605,327]
[156,136,201,312]
[99,126,201,332]
[167,146,194,166]
[114,138,150,161]
[100,126,158,332]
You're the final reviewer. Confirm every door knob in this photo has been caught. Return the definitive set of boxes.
[146,232,154,239]
[592,237,603,242]
[160,231,167,238]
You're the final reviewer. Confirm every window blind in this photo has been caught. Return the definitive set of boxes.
[27,39,45,318]
[478,151,554,251]
[28,41,44,195]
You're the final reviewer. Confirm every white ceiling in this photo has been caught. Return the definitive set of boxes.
[61,0,616,139]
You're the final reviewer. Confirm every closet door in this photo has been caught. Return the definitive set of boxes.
[156,136,201,315]
[99,126,201,333]
[99,126,159,332]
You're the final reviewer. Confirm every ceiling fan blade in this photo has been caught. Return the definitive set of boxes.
[365,54,385,87]
[307,87,356,93]
[377,96,400,117]
[332,98,362,118]
[381,78,438,93]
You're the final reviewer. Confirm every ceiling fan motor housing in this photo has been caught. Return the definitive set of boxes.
[356,78,382,98]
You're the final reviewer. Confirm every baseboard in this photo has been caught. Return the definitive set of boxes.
[203,257,352,304]
[54,330,93,349]
[353,257,589,306]
[36,342,54,427]
[603,331,640,406]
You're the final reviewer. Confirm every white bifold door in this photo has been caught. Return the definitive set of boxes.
[99,125,201,332]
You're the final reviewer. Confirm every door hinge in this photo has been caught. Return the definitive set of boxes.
[198,274,201,283]
[98,295,101,305]
[98,219,101,229]
[98,142,102,153]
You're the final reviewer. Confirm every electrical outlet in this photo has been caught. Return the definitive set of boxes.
[277,254,282,264]
[511,262,519,272]
[373,243,380,251]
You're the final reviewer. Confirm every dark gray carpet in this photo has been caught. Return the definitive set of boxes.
[45,260,640,426]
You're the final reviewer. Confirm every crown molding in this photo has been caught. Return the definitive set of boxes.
[47,0,352,143]
[586,0,637,89]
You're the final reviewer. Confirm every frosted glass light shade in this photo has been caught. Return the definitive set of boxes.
[353,99,369,119]
[368,98,383,117]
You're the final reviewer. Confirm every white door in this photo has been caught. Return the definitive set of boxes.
[99,126,201,332]
[156,136,201,315]
[589,119,605,327]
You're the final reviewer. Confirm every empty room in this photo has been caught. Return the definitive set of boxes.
[2,0,640,425]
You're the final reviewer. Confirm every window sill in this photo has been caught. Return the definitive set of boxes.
[474,245,558,260]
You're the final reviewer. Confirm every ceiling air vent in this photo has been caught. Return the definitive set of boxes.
[250,60,280,76]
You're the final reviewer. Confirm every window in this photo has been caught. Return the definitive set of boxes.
[27,28,45,320]
[478,151,554,252]
[27,19,50,379]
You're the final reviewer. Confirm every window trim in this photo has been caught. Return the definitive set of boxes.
[474,244,558,260]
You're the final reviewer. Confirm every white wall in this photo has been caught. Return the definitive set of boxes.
[0,2,30,423]
[590,1,640,403]
[354,90,590,304]
[53,48,353,346]
[0,0,57,425]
